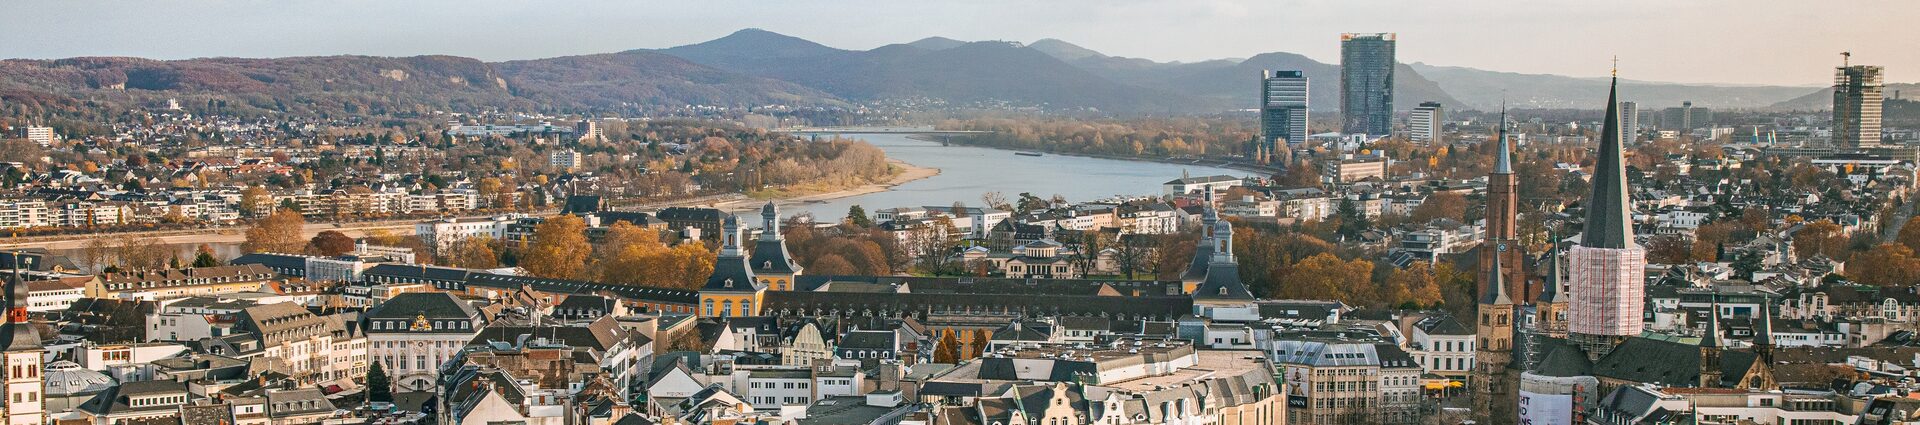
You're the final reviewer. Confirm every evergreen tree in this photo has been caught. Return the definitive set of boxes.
[366,361,393,403]
[846,205,873,227]
[1335,198,1370,240]
[191,252,220,268]
[1730,251,1765,281]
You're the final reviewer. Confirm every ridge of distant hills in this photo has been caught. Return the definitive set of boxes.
[0,28,1877,117]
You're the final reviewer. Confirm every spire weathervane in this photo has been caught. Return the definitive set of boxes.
[1611,56,1618,77]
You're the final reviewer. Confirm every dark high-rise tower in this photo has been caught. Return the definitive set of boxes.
[1833,59,1884,148]
[1259,70,1310,162]
[1568,73,1646,360]
[1340,33,1396,136]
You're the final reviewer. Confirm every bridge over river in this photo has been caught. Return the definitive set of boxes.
[782,126,991,135]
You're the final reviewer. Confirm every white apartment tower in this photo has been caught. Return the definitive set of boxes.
[1618,101,1639,145]
[1410,101,1443,145]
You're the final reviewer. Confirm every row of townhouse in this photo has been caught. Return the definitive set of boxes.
[273,189,486,218]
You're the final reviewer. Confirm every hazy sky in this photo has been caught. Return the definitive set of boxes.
[6,0,1910,86]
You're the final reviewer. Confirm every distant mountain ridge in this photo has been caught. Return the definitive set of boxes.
[0,50,839,116]
[0,28,1878,118]
[661,30,1213,113]
[1408,63,1820,110]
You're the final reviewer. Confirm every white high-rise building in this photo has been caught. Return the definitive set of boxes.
[1833,64,1884,148]
[1410,101,1443,145]
[549,149,583,171]
[20,127,53,146]
[1618,101,1639,145]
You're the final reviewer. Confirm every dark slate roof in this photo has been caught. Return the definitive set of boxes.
[467,273,697,304]
[0,249,56,271]
[990,321,1052,342]
[702,255,761,293]
[1527,338,1594,378]
[1180,243,1214,283]
[838,330,897,350]
[229,253,309,272]
[1057,316,1110,331]
[656,207,721,222]
[1191,261,1255,301]
[976,357,1098,382]
[918,381,985,397]
[470,316,637,352]
[611,413,657,425]
[763,289,1192,320]
[556,294,616,313]
[80,380,190,415]
[562,195,603,214]
[1415,315,1471,336]
[1581,77,1635,249]
[366,292,476,320]
[363,263,473,282]
[1589,336,1759,387]
[749,239,799,274]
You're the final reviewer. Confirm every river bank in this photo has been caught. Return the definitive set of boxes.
[708,158,940,216]
[902,135,1280,176]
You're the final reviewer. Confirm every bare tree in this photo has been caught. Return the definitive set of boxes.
[1111,233,1158,280]
[909,217,962,275]
[1064,230,1107,278]
[980,192,1011,212]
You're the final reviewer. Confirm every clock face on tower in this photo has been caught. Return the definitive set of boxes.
[1497,243,1508,252]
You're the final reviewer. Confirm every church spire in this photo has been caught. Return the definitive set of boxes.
[1581,75,1634,249]
[1755,301,1775,363]
[1538,242,1562,303]
[1,252,39,352]
[1493,101,1513,174]
[1701,305,1723,348]
[1207,189,1233,263]
[1480,246,1514,306]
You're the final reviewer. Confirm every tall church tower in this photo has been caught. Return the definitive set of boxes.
[1534,246,1570,338]
[1568,73,1647,360]
[1481,107,1529,302]
[1472,250,1517,422]
[1191,199,1259,323]
[1698,304,1724,387]
[1,260,44,425]
[748,202,803,290]
[699,215,766,317]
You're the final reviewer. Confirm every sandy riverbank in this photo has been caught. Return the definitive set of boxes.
[708,158,940,215]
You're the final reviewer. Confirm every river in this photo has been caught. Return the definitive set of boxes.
[778,133,1245,220]
[25,133,1245,267]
